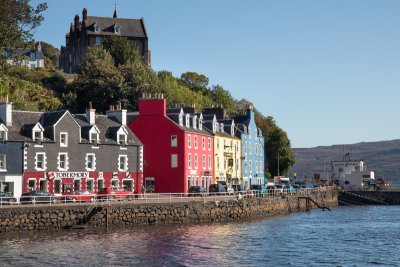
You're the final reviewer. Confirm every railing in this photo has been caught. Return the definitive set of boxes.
[0,187,335,208]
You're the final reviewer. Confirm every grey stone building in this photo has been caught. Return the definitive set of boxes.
[0,98,143,198]
[60,7,150,73]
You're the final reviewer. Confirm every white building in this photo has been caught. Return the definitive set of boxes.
[331,157,375,190]
[3,43,44,69]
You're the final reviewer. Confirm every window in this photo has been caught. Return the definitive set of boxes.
[187,176,191,189]
[244,161,248,172]
[0,155,6,171]
[171,135,177,147]
[94,23,101,32]
[86,154,96,171]
[90,132,98,145]
[249,141,252,154]
[58,153,68,170]
[255,161,258,173]
[34,131,42,142]
[188,153,192,169]
[260,161,263,173]
[171,154,178,168]
[118,155,128,171]
[188,135,191,148]
[185,115,190,127]
[202,137,205,150]
[217,156,220,170]
[255,143,258,155]
[208,155,211,170]
[118,134,127,145]
[259,144,263,155]
[194,136,198,149]
[244,141,247,154]
[249,160,252,172]
[112,180,119,187]
[30,52,36,61]
[95,36,101,45]
[35,153,46,170]
[193,116,197,129]
[194,154,198,169]
[28,179,36,191]
[208,138,211,150]
[217,139,219,150]
[87,179,94,192]
[60,132,68,147]
[249,127,252,139]
[196,177,199,186]
[0,130,6,141]
[202,155,206,169]
[235,158,239,170]
[199,118,203,130]
[114,23,120,34]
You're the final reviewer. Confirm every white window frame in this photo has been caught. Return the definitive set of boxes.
[194,154,198,169]
[188,135,191,148]
[0,154,6,171]
[193,116,197,129]
[171,135,177,147]
[255,161,258,173]
[194,135,198,149]
[188,153,192,169]
[249,160,252,172]
[0,124,8,141]
[58,152,69,171]
[114,23,120,34]
[35,152,46,171]
[202,155,206,169]
[208,138,211,151]
[185,114,190,127]
[208,155,211,170]
[118,155,128,171]
[86,178,95,192]
[60,132,68,147]
[86,153,96,171]
[171,154,178,168]
[95,36,101,45]
[202,137,205,150]
[94,23,101,32]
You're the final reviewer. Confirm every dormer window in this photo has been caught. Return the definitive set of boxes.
[220,123,224,132]
[231,123,235,136]
[116,127,129,146]
[0,124,8,142]
[114,23,120,34]
[89,126,100,146]
[199,118,203,130]
[32,123,44,143]
[30,52,36,61]
[34,131,42,141]
[94,23,101,32]
[179,110,184,126]
[212,121,217,133]
[193,116,197,129]
[185,114,190,127]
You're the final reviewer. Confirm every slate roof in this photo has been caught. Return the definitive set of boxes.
[74,114,142,146]
[4,48,44,60]
[85,16,147,38]
[2,111,45,142]
[166,110,212,136]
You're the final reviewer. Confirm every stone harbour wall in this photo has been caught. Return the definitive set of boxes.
[0,190,338,233]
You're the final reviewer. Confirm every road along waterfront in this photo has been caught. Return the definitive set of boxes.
[0,189,337,232]
[0,205,398,266]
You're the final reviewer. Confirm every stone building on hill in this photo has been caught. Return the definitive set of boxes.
[60,7,150,73]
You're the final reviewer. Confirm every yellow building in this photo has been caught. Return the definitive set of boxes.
[203,113,242,186]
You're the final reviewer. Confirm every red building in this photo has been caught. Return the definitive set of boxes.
[128,96,214,193]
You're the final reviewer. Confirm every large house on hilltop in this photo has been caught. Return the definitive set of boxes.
[2,43,44,69]
[0,97,143,198]
[60,7,150,73]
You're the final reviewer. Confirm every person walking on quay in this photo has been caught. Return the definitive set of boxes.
[141,185,146,199]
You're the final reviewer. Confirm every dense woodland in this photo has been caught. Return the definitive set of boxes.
[0,0,295,178]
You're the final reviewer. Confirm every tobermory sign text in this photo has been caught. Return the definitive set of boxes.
[54,172,89,179]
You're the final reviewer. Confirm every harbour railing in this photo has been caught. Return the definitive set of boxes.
[0,187,334,208]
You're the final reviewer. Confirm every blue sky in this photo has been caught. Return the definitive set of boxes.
[33,0,400,148]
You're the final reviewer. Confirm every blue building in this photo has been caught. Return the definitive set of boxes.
[234,104,265,189]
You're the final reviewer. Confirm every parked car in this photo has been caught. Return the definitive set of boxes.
[292,184,301,192]
[188,186,207,197]
[209,184,227,195]
[58,190,97,203]
[97,187,134,200]
[250,184,267,196]
[20,191,58,204]
[275,184,286,193]
[286,185,296,193]
[232,185,242,192]
[246,189,255,198]
[266,185,277,194]
[0,192,17,204]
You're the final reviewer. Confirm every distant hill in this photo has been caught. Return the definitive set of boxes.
[289,139,400,182]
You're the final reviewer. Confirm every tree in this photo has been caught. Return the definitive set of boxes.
[179,71,210,95]
[74,46,124,113]
[210,85,237,114]
[265,127,296,177]
[36,41,60,69]
[0,0,48,48]
[102,36,141,66]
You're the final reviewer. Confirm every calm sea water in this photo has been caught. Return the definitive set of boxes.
[0,206,399,266]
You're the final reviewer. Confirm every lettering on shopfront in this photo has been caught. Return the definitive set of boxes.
[55,172,89,179]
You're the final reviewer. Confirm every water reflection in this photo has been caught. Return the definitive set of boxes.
[0,207,400,266]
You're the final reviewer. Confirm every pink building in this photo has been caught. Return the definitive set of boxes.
[128,96,214,193]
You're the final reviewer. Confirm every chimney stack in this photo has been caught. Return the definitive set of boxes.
[107,101,127,125]
[0,95,12,126]
[86,101,96,125]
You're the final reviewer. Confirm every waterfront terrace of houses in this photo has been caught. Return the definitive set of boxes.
[0,98,143,198]
[232,104,265,188]
[201,107,242,187]
[127,95,214,194]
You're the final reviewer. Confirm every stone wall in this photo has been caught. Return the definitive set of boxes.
[0,190,337,233]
